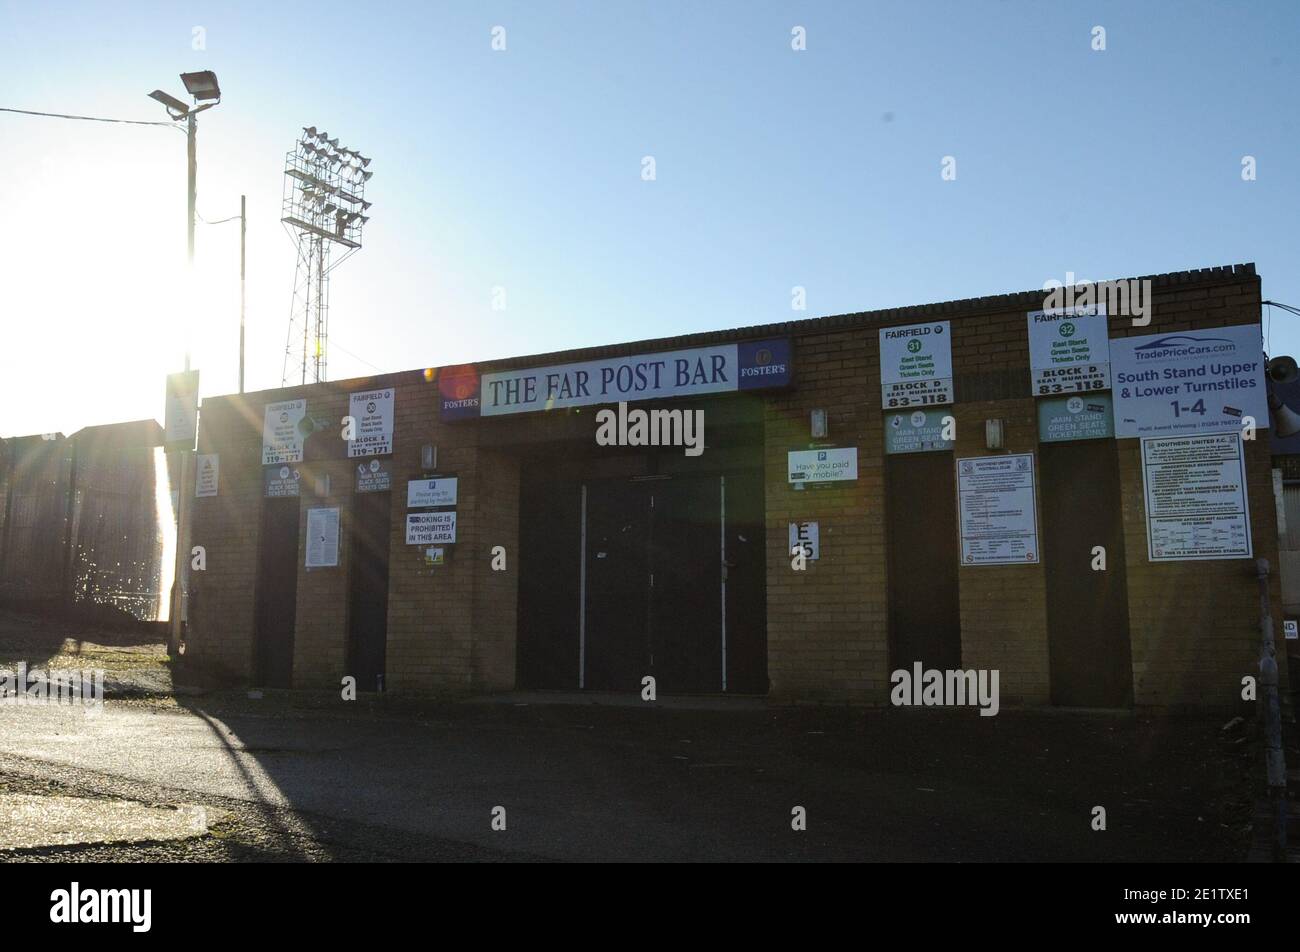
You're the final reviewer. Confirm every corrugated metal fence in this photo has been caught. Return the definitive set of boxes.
[0,421,177,621]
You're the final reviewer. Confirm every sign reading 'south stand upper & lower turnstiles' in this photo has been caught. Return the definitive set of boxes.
[438,339,792,420]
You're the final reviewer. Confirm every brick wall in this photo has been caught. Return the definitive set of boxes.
[187,263,1281,709]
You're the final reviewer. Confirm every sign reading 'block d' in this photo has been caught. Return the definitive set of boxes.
[1026,305,1111,395]
[406,511,457,545]
[879,321,953,409]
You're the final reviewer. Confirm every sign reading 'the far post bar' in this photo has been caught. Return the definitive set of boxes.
[439,339,792,420]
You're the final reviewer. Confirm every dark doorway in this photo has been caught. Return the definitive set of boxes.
[649,476,723,693]
[517,469,764,694]
[516,476,583,690]
[584,479,653,692]
[885,453,962,671]
[253,497,300,687]
[721,473,767,693]
[1040,441,1133,707]
[347,490,392,692]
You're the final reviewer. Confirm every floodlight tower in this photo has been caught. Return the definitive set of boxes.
[280,127,373,385]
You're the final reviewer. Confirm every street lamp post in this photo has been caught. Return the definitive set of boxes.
[148,70,221,653]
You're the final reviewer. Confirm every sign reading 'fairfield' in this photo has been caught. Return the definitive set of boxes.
[441,339,792,419]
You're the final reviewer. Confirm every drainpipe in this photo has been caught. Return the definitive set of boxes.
[1256,558,1288,861]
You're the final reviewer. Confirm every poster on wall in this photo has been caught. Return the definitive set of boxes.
[194,453,219,497]
[1026,305,1111,395]
[406,511,457,545]
[1036,394,1114,443]
[263,399,308,464]
[348,389,394,458]
[957,454,1039,565]
[879,321,953,409]
[1110,324,1267,438]
[1140,432,1252,561]
[884,409,954,454]
[306,507,340,568]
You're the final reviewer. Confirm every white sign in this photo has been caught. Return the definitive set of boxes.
[263,399,308,465]
[788,448,858,483]
[407,511,457,545]
[407,477,458,508]
[1140,433,1252,561]
[1285,620,1298,641]
[348,389,394,458]
[194,453,219,498]
[164,370,200,449]
[957,454,1040,565]
[1110,324,1267,438]
[478,339,791,417]
[879,321,953,408]
[788,522,820,560]
[306,507,340,568]
[1027,305,1111,395]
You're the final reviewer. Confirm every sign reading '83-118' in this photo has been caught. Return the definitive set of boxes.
[879,321,953,409]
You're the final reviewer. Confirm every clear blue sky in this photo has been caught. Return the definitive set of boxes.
[1,0,1297,436]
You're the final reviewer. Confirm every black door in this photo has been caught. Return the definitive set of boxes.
[516,474,583,689]
[1040,441,1133,707]
[254,497,300,687]
[650,476,723,693]
[347,490,392,692]
[584,480,651,691]
[722,473,767,693]
[886,453,962,671]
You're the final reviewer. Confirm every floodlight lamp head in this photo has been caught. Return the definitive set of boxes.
[148,89,189,118]
[180,70,221,101]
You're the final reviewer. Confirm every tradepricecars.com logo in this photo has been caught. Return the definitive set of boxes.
[1132,333,1236,362]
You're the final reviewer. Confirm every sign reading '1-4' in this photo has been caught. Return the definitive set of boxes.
[879,321,953,409]
[1027,304,1110,395]
[1110,324,1267,438]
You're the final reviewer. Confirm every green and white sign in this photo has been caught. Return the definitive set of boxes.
[788,447,858,483]
[879,321,953,409]
[884,409,954,455]
[1027,305,1110,396]
[1037,394,1114,443]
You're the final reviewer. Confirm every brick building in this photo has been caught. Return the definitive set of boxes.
[186,263,1283,708]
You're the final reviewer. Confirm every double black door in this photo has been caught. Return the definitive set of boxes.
[584,476,724,693]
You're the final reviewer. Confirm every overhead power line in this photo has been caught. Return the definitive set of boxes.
[0,106,177,127]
